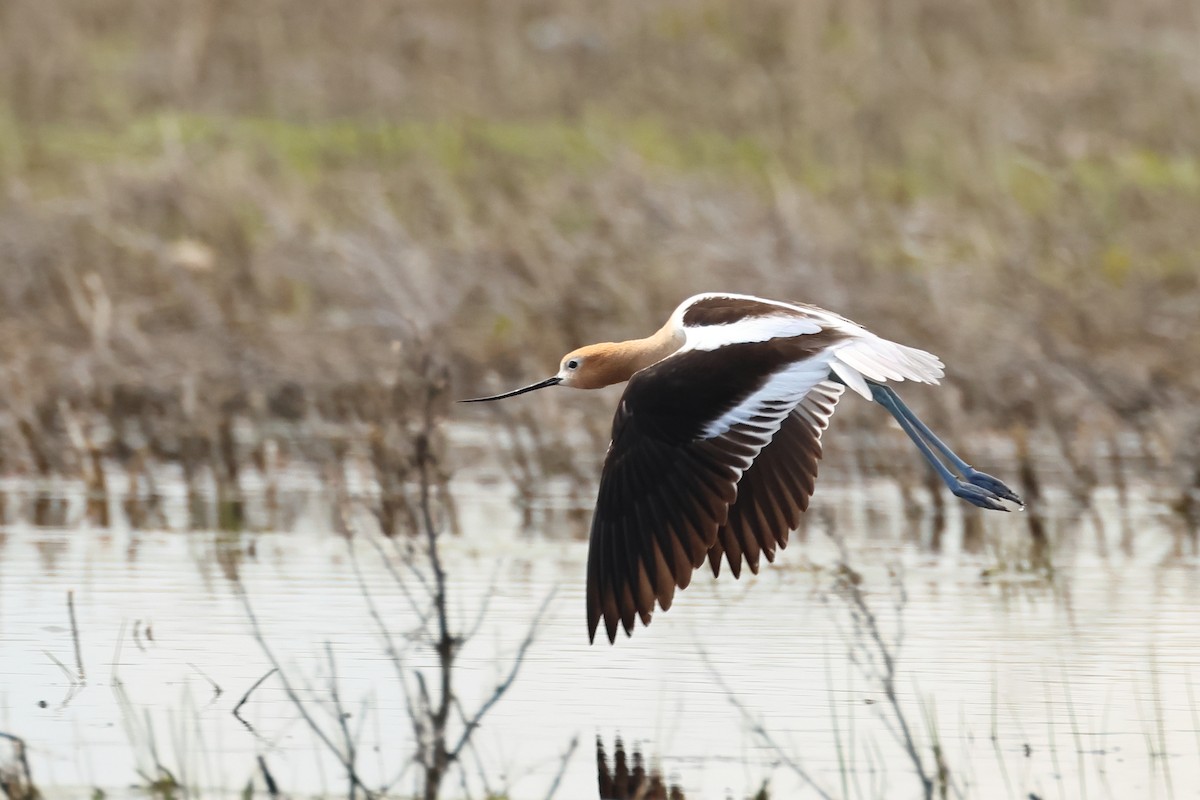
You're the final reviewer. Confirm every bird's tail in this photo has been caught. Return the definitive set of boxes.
[828,337,945,399]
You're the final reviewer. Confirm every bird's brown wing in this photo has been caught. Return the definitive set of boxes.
[706,380,844,578]
[585,338,842,643]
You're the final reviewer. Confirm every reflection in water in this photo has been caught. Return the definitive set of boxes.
[597,737,685,800]
[0,458,1198,799]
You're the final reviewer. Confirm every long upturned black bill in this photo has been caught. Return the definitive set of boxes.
[459,376,562,403]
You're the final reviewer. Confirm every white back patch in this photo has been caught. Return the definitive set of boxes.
[682,314,824,352]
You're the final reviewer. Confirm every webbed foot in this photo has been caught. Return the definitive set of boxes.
[955,470,1024,511]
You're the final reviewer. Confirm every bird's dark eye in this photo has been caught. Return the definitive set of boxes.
[567,359,580,370]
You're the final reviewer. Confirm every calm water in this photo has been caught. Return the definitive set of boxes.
[1,437,1198,799]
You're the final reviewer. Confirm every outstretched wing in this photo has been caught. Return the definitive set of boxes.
[585,333,846,643]
[706,380,844,578]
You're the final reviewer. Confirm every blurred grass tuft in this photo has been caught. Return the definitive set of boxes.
[0,0,1196,512]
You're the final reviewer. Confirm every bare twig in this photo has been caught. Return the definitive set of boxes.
[67,590,85,684]
[699,647,836,800]
[1187,672,1200,769]
[826,532,935,800]
[349,543,418,680]
[366,536,430,628]
[237,589,377,798]
[460,560,504,645]
[334,467,427,622]
[347,540,431,797]
[233,668,279,734]
[258,754,281,799]
[542,734,580,800]
[140,709,179,793]
[42,651,76,684]
[110,620,127,688]
[325,642,360,800]
[187,662,223,706]
[417,437,453,789]
[41,649,83,709]
[449,587,557,762]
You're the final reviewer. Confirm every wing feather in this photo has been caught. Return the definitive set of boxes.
[706,380,845,578]
[830,338,944,398]
[586,340,841,642]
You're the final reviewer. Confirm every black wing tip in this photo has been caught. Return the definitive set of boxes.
[586,619,620,644]
[588,618,613,645]
[587,605,602,644]
[588,613,645,644]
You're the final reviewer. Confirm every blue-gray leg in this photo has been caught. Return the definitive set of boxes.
[867,382,1024,512]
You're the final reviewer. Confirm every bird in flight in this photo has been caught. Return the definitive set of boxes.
[463,293,1023,643]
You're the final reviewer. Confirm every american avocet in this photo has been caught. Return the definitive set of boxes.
[463,293,1022,643]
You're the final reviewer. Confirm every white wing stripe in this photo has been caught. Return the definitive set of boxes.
[681,314,823,352]
[702,359,831,439]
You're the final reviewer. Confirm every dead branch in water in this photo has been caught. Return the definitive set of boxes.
[325,642,365,800]
[66,590,86,685]
[257,754,281,799]
[237,588,378,799]
[700,648,835,800]
[237,345,554,799]
[232,668,279,737]
[543,734,579,800]
[825,532,950,800]
[355,345,559,800]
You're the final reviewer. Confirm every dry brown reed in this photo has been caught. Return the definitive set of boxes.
[233,344,553,800]
[1,0,1197,548]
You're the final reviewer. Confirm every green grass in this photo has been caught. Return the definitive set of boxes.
[10,102,1196,292]
[0,110,777,186]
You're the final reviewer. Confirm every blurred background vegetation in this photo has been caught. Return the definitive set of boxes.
[0,0,1197,524]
